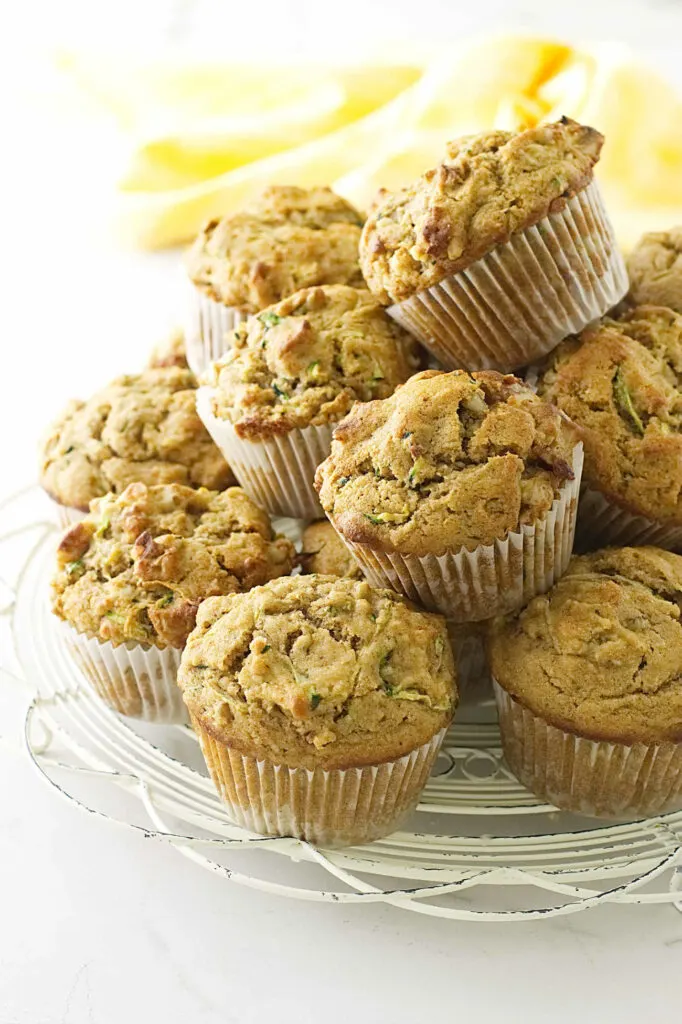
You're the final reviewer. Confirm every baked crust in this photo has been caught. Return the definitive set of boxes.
[206,285,421,439]
[177,575,457,770]
[536,305,682,525]
[488,546,682,744]
[300,520,363,579]
[40,367,234,511]
[627,227,682,313]
[51,482,295,648]
[186,185,364,312]
[315,369,577,556]
[360,118,603,304]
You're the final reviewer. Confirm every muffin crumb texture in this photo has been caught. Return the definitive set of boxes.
[627,227,682,313]
[488,546,682,744]
[41,367,233,511]
[316,369,577,556]
[206,284,421,438]
[52,482,295,647]
[300,520,363,579]
[360,118,603,303]
[178,575,457,770]
[537,305,682,525]
[187,185,364,311]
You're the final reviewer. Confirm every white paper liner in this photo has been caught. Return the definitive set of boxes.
[388,181,628,373]
[493,681,682,818]
[575,485,682,552]
[197,386,333,520]
[336,444,583,621]
[186,285,248,377]
[192,719,446,847]
[59,622,187,724]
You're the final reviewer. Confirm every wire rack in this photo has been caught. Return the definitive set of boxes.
[2,485,681,922]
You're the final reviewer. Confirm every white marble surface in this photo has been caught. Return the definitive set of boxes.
[2,6,682,1020]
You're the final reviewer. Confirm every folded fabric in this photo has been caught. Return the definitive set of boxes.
[57,38,682,250]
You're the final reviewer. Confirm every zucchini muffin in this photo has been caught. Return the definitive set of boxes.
[52,482,295,722]
[300,520,363,579]
[489,546,682,817]
[198,284,421,519]
[627,227,682,313]
[535,305,682,550]
[360,118,627,372]
[178,574,457,845]
[185,185,365,374]
[40,367,234,528]
[299,520,488,696]
[315,369,582,620]
[147,327,189,369]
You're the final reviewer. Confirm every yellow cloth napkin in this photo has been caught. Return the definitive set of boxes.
[58,38,682,250]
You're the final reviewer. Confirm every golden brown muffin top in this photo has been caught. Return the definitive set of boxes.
[186,185,364,312]
[536,305,682,525]
[627,227,682,313]
[300,520,363,579]
[205,285,421,439]
[360,118,603,304]
[488,546,682,744]
[178,574,457,770]
[315,369,577,557]
[51,483,295,649]
[147,327,189,369]
[40,367,234,511]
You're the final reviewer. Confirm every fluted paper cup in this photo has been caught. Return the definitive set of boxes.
[575,485,682,553]
[59,622,187,724]
[388,181,628,373]
[493,680,682,817]
[186,286,248,377]
[197,386,333,520]
[192,716,446,847]
[335,444,582,621]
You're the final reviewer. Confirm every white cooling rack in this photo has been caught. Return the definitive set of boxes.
[2,485,681,921]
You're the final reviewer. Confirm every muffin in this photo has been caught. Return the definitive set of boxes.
[300,519,363,579]
[315,369,582,621]
[52,482,295,722]
[489,546,682,817]
[300,519,487,697]
[147,327,189,369]
[178,574,457,845]
[536,305,682,550]
[185,185,365,374]
[40,367,234,528]
[197,284,421,519]
[360,118,627,372]
[627,227,682,313]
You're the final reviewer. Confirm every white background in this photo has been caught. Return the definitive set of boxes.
[1,2,681,1021]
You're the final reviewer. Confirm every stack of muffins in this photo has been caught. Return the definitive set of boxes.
[42,116,682,847]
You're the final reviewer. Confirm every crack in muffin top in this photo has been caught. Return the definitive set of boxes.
[627,226,682,313]
[40,367,234,511]
[186,185,365,312]
[205,285,422,439]
[52,482,295,649]
[360,118,603,304]
[487,546,682,744]
[536,305,682,524]
[178,574,457,770]
[315,369,577,556]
